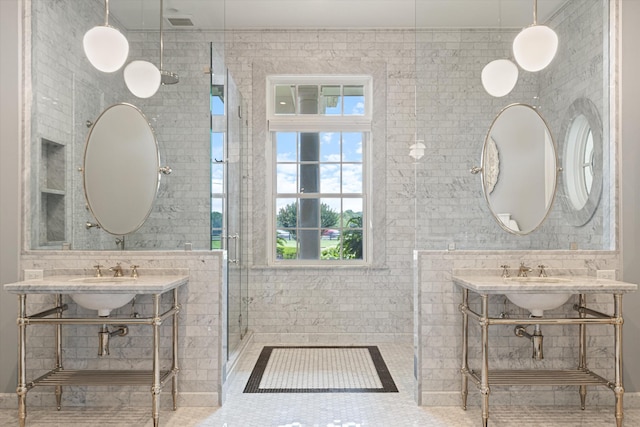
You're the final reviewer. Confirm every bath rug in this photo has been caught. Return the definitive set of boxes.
[244,346,398,393]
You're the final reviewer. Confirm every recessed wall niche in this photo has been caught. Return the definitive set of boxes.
[39,138,65,245]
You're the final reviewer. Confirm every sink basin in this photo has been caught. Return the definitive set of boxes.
[505,293,572,317]
[70,293,136,317]
[69,277,137,316]
[506,277,571,283]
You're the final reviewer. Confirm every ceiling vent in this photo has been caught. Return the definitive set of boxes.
[167,17,194,27]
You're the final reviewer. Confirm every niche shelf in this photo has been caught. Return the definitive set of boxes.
[39,138,66,246]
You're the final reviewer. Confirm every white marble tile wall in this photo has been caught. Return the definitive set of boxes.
[223,30,417,342]
[28,0,128,251]
[415,250,624,407]
[539,0,609,247]
[414,0,610,251]
[28,0,221,252]
[6,251,223,408]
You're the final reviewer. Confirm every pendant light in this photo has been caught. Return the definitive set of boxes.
[481,1,518,97]
[124,0,164,98]
[513,0,558,72]
[481,59,519,97]
[83,0,129,72]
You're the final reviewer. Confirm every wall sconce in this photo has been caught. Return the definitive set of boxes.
[481,59,519,97]
[83,0,129,72]
[410,141,426,160]
[512,0,558,72]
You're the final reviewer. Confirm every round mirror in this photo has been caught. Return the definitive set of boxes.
[558,98,603,226]
[83,103,160,236]
[480,104,558,234]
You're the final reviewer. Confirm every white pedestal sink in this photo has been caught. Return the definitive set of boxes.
[504,277,572,316]
[69,277,136,316]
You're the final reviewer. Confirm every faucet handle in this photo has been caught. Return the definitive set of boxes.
[130,265,139,278]
[538,265,547,277]
[500,265,510,278]
[93,264,103,277]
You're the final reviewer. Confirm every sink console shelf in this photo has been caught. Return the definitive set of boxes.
[4,274,189,427]
[452,274,637,427]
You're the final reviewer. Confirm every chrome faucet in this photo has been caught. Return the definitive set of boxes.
[93,264,103,278]
[109,263,123,277]
[500,264,510,278]
[538,264,548,277]
[518,262,532,277]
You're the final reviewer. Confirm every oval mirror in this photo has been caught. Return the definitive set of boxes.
[558,98,603,226]
[83,103,160,236]
[480,104,558,234]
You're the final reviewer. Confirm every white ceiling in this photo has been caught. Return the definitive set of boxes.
[108,0,570,31]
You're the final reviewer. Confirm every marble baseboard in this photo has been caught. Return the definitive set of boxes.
[421,391,640,408]
[251,332,413,345]
[0,391,219,409]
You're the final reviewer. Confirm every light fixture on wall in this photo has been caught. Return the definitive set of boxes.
[83,0,129,72]
[409,141,426,160]
[481,59,519,97]
[512,0,558,72]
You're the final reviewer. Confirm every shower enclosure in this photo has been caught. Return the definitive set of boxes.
[210,44,249,371]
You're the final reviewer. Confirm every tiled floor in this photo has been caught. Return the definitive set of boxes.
[1,341,639,426]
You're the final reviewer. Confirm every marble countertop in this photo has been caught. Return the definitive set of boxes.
[3,275,189,294]
[452,274,638,294]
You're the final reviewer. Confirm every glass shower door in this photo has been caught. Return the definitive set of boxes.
[225,69,248,361]
[210,43,248,367]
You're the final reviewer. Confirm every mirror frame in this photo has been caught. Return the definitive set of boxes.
[557,97,603,227]
[82,103,161,236]
[480,103,560,235]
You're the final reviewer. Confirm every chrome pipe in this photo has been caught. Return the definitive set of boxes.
[460,289,469,410]
[24,306,177,325]
[461,305,616,325]
[55,294,63,410]
[29,304,68,319]
[152,294,161,427]
[480,295,490,427]
[614,294,624,427]
[573,304,611,319]
[98,325,110,356]
[579,294,587,410]
[172,288,179,411]
[531,327,544,360]
[17,295,27,427]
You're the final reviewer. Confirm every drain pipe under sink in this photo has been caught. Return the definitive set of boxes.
[514,324,544,360]
[98,323,129,356]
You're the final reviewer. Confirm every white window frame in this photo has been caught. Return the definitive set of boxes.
[267,75,372,266]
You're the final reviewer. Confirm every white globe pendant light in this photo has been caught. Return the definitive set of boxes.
[124,61,161,98]
[83,0,129,72]
[513,0,558,72]
[481,59,519,97]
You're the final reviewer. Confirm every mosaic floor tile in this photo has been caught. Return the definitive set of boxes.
[244,346,397,393]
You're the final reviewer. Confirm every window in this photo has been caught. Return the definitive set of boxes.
[267,76,371,264]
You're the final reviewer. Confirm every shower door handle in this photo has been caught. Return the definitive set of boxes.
[228,233,240,264]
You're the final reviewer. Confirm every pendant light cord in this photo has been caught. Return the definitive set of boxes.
[104,0,110,26]
[160,0,164,71]
[533,0,538,25]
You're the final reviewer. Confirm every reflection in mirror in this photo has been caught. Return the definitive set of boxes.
[481,104,558,235]
[83,103,160,237]
[558,98,603,226]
